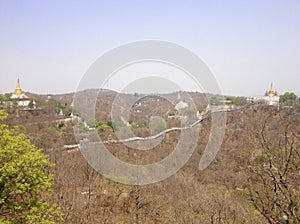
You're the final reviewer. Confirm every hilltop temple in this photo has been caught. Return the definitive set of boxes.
[10,79,31,107]
[261,83,280,106]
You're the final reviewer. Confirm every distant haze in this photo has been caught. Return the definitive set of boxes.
[0,1,299,96]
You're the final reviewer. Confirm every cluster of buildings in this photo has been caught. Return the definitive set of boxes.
[0,79,36,109]
[251,83,280,106]
[206,84,280,114]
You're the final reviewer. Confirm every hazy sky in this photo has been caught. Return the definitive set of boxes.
[0,0,299,96]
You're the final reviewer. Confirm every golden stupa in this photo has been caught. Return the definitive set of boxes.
[268,83,275,96]
[14,78,22,95]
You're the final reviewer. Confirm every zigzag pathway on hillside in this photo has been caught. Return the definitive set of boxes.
[64,103,258,150]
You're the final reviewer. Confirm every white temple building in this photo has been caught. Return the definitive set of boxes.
[10,79,31,107]
[261,83,279,106]
[253,83,280,106]
[175,101,188,111]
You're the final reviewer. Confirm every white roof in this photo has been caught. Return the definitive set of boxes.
[11,93,29,100]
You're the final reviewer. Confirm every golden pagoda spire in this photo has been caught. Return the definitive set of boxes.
[14,78,22,95]
[268,83,275,95]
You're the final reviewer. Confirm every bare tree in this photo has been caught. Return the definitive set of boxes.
[245,110,300,224]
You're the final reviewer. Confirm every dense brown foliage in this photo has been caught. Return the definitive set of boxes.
[3,91,300,223]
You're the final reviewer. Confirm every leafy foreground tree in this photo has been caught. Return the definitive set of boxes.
[245,112,300,224]
[280,92,298,107]
[0,110,63,224]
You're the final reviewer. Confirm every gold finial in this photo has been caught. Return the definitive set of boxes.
[268,83,275,95]
[14,78,22,95]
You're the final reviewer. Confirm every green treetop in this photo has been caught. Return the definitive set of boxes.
[280,92,298,106]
